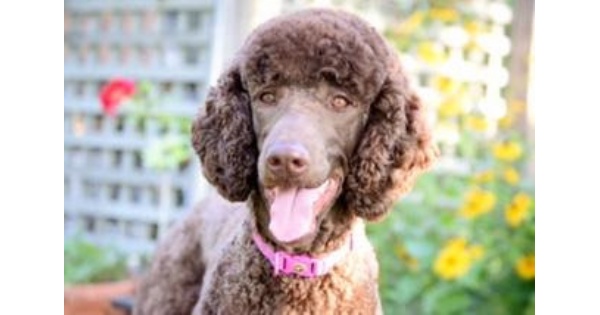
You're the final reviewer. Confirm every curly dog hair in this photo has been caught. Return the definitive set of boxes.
[135,8,437,314]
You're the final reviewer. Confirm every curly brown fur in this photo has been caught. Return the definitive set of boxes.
[134,207,205,315]
[344,60,438,221]
[135,8,437,314]
[191,67,258,202]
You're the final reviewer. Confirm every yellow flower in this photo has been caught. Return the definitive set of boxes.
[473,169,495,183]
[464,20,484,37]
[447,237,468,250]
[493,141,523,162]
[498,114,514,129]
[505,193,532,227]
[514,192,533,209]
[466,115,489,132]
[465,39,482,55]
[515,254,535,280]
[438,95,465,118]
[434,238,472,280]
[459,189,497,219]
[505,203,527,227]
[503,167,520,185]
[430,8,459,23]
[396,11,425,34]
[433,76,461,94]
[418,41,447,65]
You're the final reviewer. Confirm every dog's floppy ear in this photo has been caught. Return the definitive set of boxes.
[191,65,258,201]
[344,57,438,221]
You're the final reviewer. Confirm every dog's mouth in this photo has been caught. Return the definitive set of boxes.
[264,178,340,244]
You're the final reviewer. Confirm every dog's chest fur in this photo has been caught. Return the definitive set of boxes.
[193,218,382,314]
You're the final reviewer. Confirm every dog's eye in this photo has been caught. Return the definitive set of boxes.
[331,96,351,109]
[259,92,276,104]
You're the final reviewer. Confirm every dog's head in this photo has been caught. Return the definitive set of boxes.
[192,9,437,250]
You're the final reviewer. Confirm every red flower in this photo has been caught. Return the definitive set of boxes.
[99,78,136,116]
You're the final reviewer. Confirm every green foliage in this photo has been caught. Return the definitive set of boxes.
[64,237,128,285]
[369,164,534,314]
[126,81,194,171]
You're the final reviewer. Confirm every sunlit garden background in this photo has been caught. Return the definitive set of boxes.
[64,0,534,314]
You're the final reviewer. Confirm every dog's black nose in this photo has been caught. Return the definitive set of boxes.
[266,143,309,177]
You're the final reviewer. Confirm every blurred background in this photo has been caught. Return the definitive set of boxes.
[64,0,534,314]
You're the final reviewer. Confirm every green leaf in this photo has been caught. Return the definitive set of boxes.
[64,236,128,285]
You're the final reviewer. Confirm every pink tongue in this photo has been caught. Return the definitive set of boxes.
[269,181,329,243]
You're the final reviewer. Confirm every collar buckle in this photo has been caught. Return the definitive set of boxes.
[253,232,352,278]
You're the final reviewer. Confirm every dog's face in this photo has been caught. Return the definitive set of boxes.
[251,82,369,245]
[192,9,437,250]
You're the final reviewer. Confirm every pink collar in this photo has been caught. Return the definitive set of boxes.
[252,232,353,278]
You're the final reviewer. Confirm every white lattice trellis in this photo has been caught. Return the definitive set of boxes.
[64,0,216,255]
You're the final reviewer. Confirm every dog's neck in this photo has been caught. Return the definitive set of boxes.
[249,190,356,256]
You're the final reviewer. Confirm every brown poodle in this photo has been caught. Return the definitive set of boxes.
[134,8,437,314]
